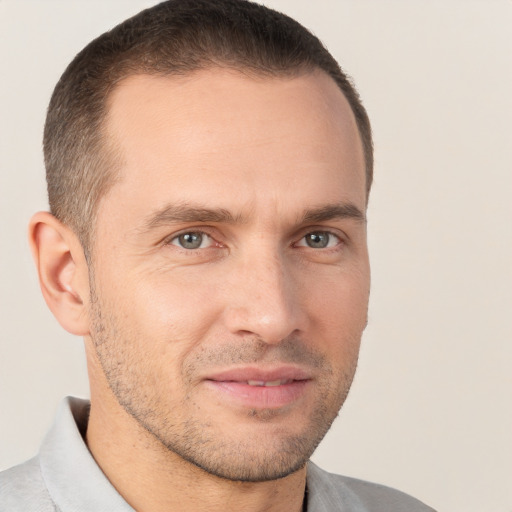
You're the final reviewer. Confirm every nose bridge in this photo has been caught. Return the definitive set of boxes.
[223,243,301,343]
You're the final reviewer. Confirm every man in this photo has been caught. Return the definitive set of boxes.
[0,1,434,510]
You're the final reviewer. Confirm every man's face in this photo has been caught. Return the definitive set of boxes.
[87,69,370,481]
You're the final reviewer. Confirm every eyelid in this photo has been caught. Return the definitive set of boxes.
[294,229,344,248]
[160,226,346,250]
[162,227,223,249]
[170,231,212,249]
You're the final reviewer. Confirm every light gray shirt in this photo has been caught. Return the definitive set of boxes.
[0,397,435,511]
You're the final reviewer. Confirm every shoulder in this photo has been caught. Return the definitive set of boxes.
[0,456,56,511]
[306,462,436,512]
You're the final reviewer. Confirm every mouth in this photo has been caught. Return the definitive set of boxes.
[203,367,311,409]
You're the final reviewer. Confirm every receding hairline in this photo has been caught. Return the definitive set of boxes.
[95,64,368,217]
[44,0,373,254]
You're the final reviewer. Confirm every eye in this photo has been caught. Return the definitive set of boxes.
[297,231,341,249]
[170,232,213,250]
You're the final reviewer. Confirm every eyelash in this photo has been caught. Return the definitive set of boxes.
[294,231,342,249]
[168,231,218,250]
[166,229,344,251]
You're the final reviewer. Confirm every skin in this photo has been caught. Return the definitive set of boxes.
[30,68,370,512]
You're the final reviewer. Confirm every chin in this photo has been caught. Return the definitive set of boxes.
[157,414,336,483]
[178,443,310,483]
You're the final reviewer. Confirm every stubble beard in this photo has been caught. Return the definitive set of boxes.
[88,285,360,483]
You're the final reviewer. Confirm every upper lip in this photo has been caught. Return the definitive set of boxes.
[204,366,312,383]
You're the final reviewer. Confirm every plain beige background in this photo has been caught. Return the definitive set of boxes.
[1,1,511,511]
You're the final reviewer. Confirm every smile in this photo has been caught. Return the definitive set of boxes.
[203,367,311,409]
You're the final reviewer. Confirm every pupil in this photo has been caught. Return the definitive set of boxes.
[307,232,328,248]
[180,232,202,249]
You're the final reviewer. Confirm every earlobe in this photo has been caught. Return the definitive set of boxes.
[29,211,91,336]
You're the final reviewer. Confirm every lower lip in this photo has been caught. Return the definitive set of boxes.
[204,380,309,409]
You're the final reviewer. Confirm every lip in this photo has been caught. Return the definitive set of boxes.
[206,365,311,383]
[203,366,312,409]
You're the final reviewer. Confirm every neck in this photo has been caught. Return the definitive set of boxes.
[85,380,307,512]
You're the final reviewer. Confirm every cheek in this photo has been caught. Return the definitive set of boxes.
[300,268,368,371]
[128,271,224,348]
[305,265,370,328]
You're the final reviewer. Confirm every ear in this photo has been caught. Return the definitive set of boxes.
[29,211,91,336]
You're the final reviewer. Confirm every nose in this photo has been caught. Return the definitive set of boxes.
[222,249,304,344]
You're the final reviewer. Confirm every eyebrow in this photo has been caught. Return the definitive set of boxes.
[144,204,242,230]
[301,203,366,224]
[142,201,365,232]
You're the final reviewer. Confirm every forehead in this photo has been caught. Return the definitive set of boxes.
[99,69,366,223]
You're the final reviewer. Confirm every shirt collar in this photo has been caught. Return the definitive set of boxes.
[39,396,134,511]
[38,396,352,512]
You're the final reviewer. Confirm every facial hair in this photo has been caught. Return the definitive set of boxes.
[88,283,360,482]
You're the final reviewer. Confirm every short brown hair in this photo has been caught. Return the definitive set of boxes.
[44,0,373,249]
